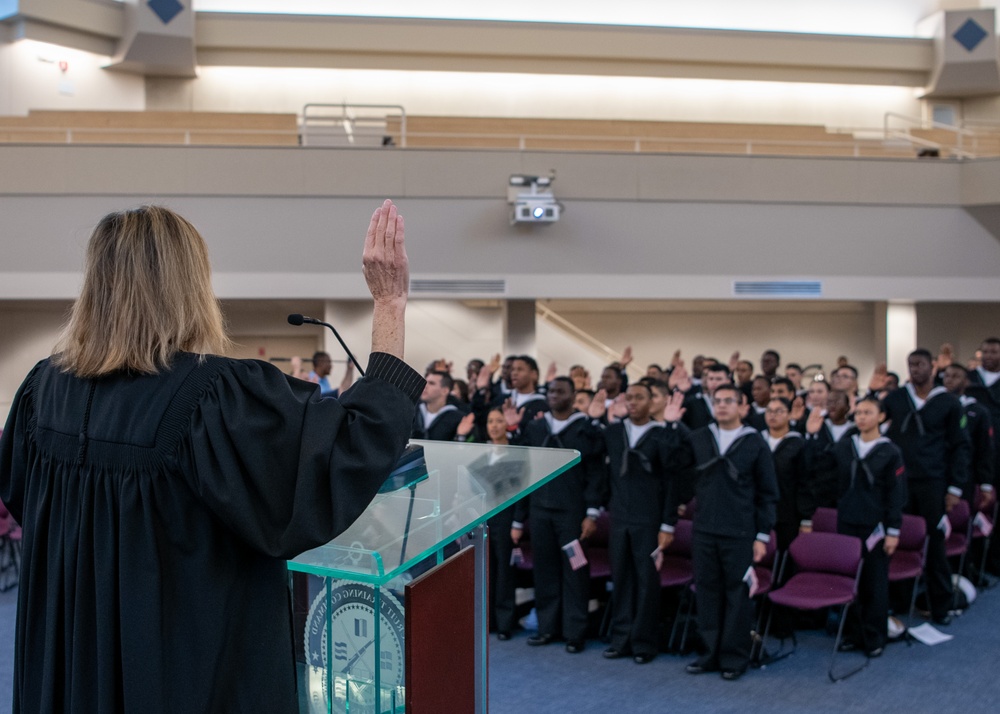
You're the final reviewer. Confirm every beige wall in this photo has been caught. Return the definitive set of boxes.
[170,67,922,129]
[917,302,1000,366]
[545,300,880,386]
[0,300,68,421]
[0,39,144,116]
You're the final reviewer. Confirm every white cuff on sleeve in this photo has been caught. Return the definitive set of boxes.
[755,532,771,543]
[947,486,963,497]
[586,508,600,519]
[661,523,675,534]
[981,484,994,493]
[887,528,901,537]
[512,521,524,530]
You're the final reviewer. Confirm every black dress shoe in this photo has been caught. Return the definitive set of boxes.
[837,641,860,653]
[565,641,585,654]
[602,647,628,659]
[932,614,952,626]
[633,653,655,664]
[720,668,746,681]
[866,646,884,658]
[527,633,555,647]
[685,662,716,675]
[497,632,512,641]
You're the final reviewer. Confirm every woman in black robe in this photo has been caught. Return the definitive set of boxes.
[0,201,424,713]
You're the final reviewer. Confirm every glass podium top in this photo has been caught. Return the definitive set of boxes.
[288,440,580,584]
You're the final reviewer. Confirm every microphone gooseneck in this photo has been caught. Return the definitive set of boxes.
[287,313,366,377]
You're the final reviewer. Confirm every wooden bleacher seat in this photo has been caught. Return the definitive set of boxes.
[0,110,298,146]
[4,109,1000,158]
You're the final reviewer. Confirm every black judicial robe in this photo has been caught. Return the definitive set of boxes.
[0,351,424,714]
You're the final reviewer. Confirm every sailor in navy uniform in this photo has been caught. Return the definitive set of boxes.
[808,396,906,655]
[882,349,970,625]
[512,377,607,653]
[667,384,779,681]
[601,383,686,664]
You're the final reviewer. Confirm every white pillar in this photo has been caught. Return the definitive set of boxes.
[323,299,371,372]
[885,301,917,377]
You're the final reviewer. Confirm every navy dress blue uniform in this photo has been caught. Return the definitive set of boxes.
[668,424,779,675]
[681,388,716,431]
[805,419,858,513]
[883,384,970,621]
[514,412,607,643]
[604,419,683,658]
[764,430,812,552]
[817,435,906,651]
[958,395,996,503]
[411,402,467,441]
[966,368,1000,572]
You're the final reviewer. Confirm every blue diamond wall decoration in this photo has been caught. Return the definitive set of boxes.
[148,0,184,25]
[953,18,988,53]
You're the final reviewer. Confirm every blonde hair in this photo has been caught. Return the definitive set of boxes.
[55,205,230,377]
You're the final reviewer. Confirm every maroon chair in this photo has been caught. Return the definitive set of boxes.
[945,499,973,611]
[0,501,21,592]
[888,513,928,624]
[762,531,866,682]
[811,507,838,533]
[661,519,695,651]
[749,532,782,664]
[585,510,612,583]
[584,511,614,636]
[971,487,998,588]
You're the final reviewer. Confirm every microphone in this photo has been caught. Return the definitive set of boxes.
[287,314,365,376]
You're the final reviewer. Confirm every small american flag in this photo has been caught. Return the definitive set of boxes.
[651,548,664,571]
[562,539,588,571]
[743,566,760,598]
[938,514,952,540]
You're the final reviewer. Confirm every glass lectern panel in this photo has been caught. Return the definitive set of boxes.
[289,441,580,714]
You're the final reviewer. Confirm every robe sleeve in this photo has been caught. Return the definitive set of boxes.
[180,352,424,559]
[0,360,46,525]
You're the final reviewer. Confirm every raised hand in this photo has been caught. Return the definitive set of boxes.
[668,364,691,392]
[456,412,476,437]
[503,398,525,429]
[477,353,501,389]
[588,389,608,419]
[670,349,683,369]
[868,362,888,392]
[545,360,558,383]
[364,199,409,358]
[663,391,686,423]
[620,345,634,368]
[728,351,740,372]
[935,343,954,371]
[610,394,628,420]
[805,405,825,434]
[363,199,408,305]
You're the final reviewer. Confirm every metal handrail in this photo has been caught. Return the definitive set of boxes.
[882,111,992,159]
[301,103,406,147]
[536,303,623,365]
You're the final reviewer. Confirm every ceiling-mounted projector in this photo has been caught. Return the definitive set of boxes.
[508,173,561,225]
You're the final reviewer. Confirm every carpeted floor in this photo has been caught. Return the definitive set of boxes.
[2,582,997,713]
